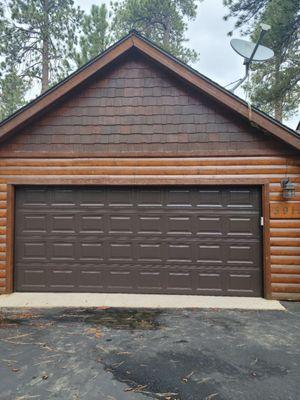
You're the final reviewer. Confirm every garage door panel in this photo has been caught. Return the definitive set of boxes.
[107,270,134,289]
[109,243,133,261]
[227,243,260,265]
[16,210,259,238]
[227,189,255,208]
[52,242,75,260]
[196,216,223,236]
[227,216,258,237]
[165,189,193,207]
[167,243,193,263]
[138,243,163,262]
[196,189,223,208]
[79,189,106,207]
[196,272,223,293]
[17,188,49,208]
[80,243,104,260]
[227,270,261,295]
[138,271,164,290]
[16,242,261,267]
[108,188,134,207]
[80,215,104,233]
[109,215,135,233]
[137,189,163,207]
[167,271,194,290]
[197,244,222,264]
[23,241,47,260]
[138,216,163,234]
[78,269,105,289]
[51,268,75,288]
[167,216,193,235]
[15,264,262,295]
[52,188,77,206]
[18,214,48,234]
[16,268,47,291]
[14,186,262,296]
[52,215,76,233]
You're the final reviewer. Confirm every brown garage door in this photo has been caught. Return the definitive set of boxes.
[14,186,263,296]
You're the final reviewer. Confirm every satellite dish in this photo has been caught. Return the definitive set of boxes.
[230,38,274,61]
[227,24,274,92]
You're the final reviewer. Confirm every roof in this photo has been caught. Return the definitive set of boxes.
[1,30,300,151]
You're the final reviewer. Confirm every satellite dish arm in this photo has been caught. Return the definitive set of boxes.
[247,28,268,65]
[230,62,250,92]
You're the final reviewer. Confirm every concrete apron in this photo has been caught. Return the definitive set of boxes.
[0,293,285,310]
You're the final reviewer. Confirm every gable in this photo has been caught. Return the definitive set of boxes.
[0,50,297,157]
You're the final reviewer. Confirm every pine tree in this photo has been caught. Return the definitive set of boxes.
[0,66,28,120]
[0,0,83,94]
[70,4,111,69]
[111,0,201,63]
[224,0,300,122]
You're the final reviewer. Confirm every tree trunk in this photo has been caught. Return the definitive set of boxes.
[273,54,282,122]
[41,0,50,93]
[163,1,171,48]
[274,101,283,122]
[163,15,171,47]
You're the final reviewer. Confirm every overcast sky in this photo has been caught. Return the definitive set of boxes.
[75,0,299,130]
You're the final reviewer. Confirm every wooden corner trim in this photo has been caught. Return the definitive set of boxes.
[6,184,14,294]
[262,183,272,299]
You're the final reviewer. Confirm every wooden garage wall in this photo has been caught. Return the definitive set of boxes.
[0,155,299,299]
[0,52,299,299]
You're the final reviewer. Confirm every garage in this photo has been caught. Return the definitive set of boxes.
[14,185,262,296]
[0,32,299,300]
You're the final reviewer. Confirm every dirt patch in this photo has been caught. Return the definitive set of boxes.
[0,312,41,328]
[0,316,21,328]
[84,309,162,330]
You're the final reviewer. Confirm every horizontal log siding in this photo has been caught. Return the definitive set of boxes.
[0,156,299,299]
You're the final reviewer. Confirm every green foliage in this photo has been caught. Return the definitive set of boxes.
[0,0,83,94]
[70,4,111,69]
[223,0,300,122]
[223,0,268,35]
[0,0,202,118]
[0,66,28,120]
[111,0,201,63]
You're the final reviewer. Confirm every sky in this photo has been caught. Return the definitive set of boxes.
[76,0,299,130]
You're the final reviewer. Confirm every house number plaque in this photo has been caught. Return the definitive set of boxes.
[270,202,300,219]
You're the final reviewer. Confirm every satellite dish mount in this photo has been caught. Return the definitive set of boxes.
[229,24,274,92]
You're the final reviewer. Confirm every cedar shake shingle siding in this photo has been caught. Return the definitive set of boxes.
[0,53,296,157]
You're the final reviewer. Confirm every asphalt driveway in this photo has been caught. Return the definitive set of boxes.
[0,303,299,400]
